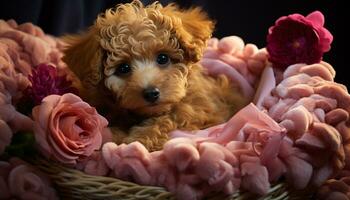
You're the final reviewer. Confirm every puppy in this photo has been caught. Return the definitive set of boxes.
[63,0,247,151]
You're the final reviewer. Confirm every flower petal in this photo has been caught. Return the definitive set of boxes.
[306,11,325,27]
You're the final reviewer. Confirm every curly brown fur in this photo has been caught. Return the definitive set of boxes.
[63,0,247,151]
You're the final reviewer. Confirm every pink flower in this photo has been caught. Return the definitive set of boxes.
[0,158,58,200]
[25,63,78,105]
[33,93,108,165]
[267,11,333,69]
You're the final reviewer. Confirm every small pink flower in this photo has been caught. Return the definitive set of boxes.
[33,93,108,165]
[267,11,333,69]
[0,158,58,200]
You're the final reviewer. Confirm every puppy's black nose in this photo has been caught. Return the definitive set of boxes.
[143,87,160,103]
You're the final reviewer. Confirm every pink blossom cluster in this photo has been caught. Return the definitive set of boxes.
[0,20,69,199]
[203,35,350,197]
[0,20,111,196]
[0,19,67,154]
[0,157,58,200]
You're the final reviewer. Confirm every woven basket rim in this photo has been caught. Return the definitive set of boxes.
[31,157,316,200]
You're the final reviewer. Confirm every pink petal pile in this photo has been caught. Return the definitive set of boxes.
[100,36,350,200]
[103,103,286,199]
[262,62,347,175]
[203,37,350,196]
[0,19,67,154]
[269,63,350,199]
[201,36,269,99]
[0,157,58,200]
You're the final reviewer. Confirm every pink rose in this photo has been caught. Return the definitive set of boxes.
[33,93,108,165]
[267,11,333,69]
[0,158,58,200]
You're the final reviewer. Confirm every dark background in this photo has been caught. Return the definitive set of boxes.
[1,0,345,86]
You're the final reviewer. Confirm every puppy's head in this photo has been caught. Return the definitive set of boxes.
[63,0,214,116]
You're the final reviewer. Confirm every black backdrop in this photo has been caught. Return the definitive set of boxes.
[1,0,345,86]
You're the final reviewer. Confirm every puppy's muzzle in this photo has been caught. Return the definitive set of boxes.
[143,87,160,103]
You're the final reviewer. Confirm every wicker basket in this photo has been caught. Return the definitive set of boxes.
[33,158,315,200]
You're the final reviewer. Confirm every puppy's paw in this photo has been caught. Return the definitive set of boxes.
[123,126,169,152]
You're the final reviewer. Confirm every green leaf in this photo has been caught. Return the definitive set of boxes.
[5,131,37,158]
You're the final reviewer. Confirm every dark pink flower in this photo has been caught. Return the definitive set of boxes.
[267,11,333,69]
[25,63,78,105]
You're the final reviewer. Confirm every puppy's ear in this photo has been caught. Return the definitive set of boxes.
[161,5,214,62]
[62,28,103,86]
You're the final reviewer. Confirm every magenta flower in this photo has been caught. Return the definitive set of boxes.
[266,11,333,69]
[25,63,78,105]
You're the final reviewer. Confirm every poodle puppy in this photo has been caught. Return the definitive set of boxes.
[63,0,247,151]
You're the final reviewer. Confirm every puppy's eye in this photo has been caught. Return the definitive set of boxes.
[115,63,131,75]
[156,53,170,66]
